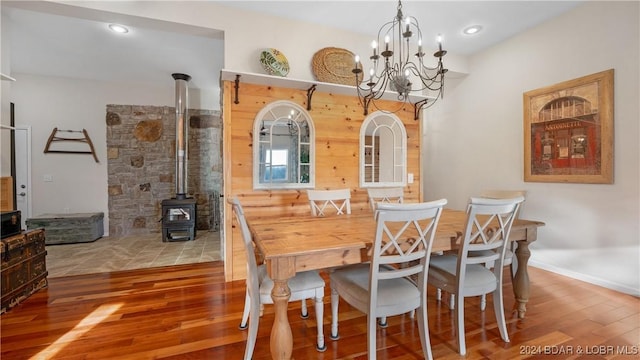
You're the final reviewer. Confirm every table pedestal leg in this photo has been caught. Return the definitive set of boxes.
[271,279,293,360]
[513,240,531,319]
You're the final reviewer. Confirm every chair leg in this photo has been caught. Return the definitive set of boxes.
[367,314,378,360]
[416,301,433,360]
[455,293,466,355]
[243,295,260,360]
[300,299,309,318]
[330,287,340,340]
[239,291,250,329]
[480,262,491,311]
[449,293,455,310]
[493,287,510,343]
[434,251,444,303]
[315,293,326,351]
[378,316,388,327]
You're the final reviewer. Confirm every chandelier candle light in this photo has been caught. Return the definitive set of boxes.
[352,0,447,118]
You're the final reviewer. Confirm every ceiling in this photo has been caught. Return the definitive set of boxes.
[3,1,582,91]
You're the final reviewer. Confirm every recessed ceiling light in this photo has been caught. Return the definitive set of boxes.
[108,24,129,34]
[463,25,483,35]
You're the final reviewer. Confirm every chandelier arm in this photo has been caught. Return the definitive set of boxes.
[400,20,417,68]
[377,19,397,60]
[423,78,446,92]
[356,70,390,99]
[372,70,391,98]
[356,76,388,115]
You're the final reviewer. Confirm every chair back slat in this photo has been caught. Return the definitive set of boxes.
[457,196,524,279]
[307,189,351,216]
[479,190,527,218]
[370,199,447,291]
[367,187,404,211]
[228,197,261,302]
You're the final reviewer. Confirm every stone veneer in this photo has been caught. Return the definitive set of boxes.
[106,105,222,237]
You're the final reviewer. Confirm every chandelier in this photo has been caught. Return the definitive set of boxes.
[352,0,447,118]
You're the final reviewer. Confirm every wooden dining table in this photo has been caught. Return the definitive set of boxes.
[246,209,545,360]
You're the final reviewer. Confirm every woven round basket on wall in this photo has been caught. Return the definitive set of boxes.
[311,47,362,86]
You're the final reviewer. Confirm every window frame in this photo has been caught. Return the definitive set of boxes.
[253,100,315,190]
[359,111,407,188]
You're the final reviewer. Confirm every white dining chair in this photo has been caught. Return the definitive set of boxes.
[305,188,352,315]
[229,197,326,358]
[330,199,447,360]
[307,188,351,216]
[366,186,406,327]
[427,196,523,356]
[438,190,527,310]
[309,188,395,327]
[474,190,527,310]
[478,190,527,274]
[366,187,404,211]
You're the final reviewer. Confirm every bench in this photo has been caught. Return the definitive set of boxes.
[26,212,104,245]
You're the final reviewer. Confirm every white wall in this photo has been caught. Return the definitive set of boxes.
[1,10,13,176]
[10,74,185,234]
[423,1,639,295]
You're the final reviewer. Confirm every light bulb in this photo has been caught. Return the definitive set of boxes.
[108,24,129,34]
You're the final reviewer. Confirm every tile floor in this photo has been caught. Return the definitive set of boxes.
[45,230,221,278]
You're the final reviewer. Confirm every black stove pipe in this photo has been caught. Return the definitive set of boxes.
[172,73,191,200]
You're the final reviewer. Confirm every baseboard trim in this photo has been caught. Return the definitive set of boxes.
[529,260,640,297]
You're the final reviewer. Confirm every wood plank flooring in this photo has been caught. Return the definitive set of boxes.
[1,262,638,359]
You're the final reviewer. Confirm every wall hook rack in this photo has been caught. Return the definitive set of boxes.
[44,127,99,163]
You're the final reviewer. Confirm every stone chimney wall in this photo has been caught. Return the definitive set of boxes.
[106,105,222,237]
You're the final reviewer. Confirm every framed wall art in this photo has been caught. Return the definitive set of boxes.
[523,69,614,184]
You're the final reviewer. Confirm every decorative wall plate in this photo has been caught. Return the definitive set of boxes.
[260,48,290,77]
[311,47,362,86]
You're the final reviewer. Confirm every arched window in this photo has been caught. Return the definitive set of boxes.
[253,100,315,189]
[360,111,407,187]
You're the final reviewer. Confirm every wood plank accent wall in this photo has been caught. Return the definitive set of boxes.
[222,80,423,281]
[0,177,14,211]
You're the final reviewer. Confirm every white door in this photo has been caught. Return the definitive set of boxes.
[14,126,32,229]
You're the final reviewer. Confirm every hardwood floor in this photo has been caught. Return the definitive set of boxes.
[1,263,638,359]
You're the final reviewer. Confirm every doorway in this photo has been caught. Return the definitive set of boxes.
[13,124,32,229]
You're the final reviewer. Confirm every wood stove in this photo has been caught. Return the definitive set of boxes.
[161,197,196,242]
[161,73,196,242]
